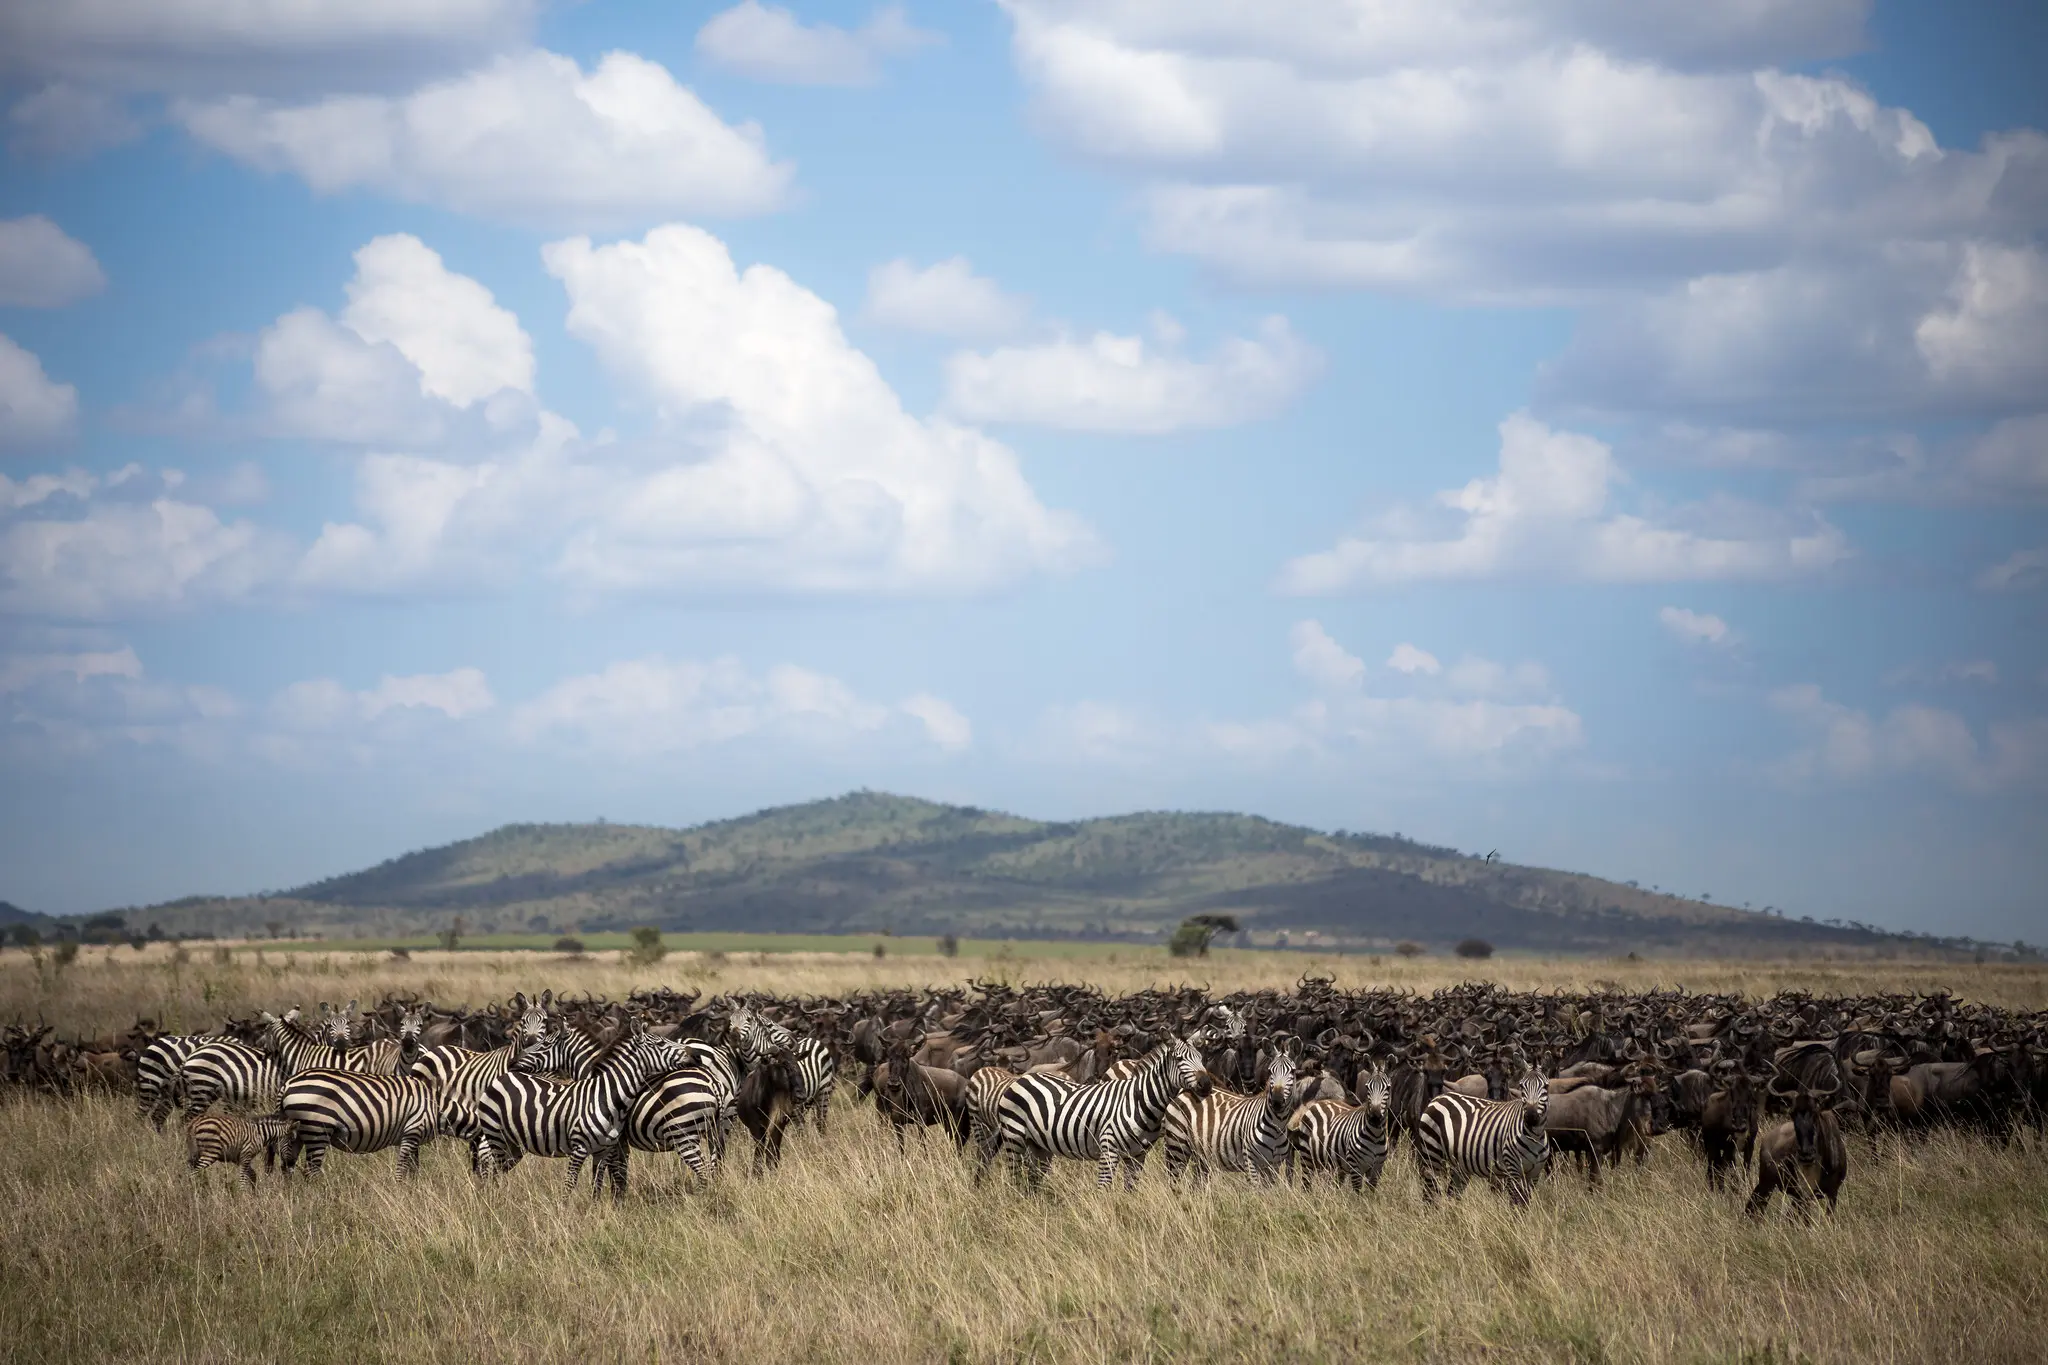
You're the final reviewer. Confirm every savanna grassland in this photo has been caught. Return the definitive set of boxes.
[2,943,2045,1364]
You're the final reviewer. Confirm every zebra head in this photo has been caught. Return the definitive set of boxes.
[316,1002,356,1051]
[1166,1037,1207,1095]
[513,1030,584,1077]
[513,994,552,1051]
[1515,1070,1549,1126]
[1263,1051,1297,1114]
[396,1006,427,1060]
[1356,1069,1393,1119]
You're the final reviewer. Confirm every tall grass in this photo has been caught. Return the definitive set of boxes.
[0,1093,2041,1364]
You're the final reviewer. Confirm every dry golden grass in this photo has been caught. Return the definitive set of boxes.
[2,948,2044,1363]
[8,942,2047,1039]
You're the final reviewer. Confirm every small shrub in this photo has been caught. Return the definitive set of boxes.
[438,916,465,952]
[128,935,148,951]
[937,933,960,958]
[1394,941,1424,957]
[388,947,411,962]
[872,942,887,960]
[1454,938,1494,960]
[554,936,586,956]
[51,938,79,968]
[211,945,232,966]
[627,926,667,966]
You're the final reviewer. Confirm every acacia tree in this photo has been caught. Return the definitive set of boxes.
[1169,914,1239,958]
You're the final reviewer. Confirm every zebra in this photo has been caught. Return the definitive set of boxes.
[1290,1068,1394,1191]
[1101,1008,1244,1082]
[1415,1070,1551,1206]
[996,1037,1208,1189]
[599,1009,785,1194]
[136,1032,214,1130]
[752,1011,836,1134]
[341,1004,427,1076]
[279,1068,442,1179]
[410,999,553,1141]
[474,1030,692,1196]
[965,1064,1021,1180]
[180,1008,339,1119]
[186,1113,294,1191]
[1162,1052,1299,1184]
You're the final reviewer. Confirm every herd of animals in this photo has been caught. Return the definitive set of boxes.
[3,977,2041,1218]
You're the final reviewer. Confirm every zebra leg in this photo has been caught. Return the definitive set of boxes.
[238,1159,258,1193]
[397,1133,423,1178]
[565,1142,588,1195]
[300,1137,329,1177]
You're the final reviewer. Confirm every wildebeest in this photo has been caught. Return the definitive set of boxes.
[1701,1069,1759,1190]
[737,1046,803,1174]
[1747,1077,1846,1219]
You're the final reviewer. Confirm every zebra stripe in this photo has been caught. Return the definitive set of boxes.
[475,1032,690,1195]
[603,1042,751,1192]
[181,1042,284,1119]
[186,1113,292,1190]
[965,1065,1020,1179]
[1162,1053,1297,1184]
[136,1034,210,1130]
[1289,1071,1393,1192]
[996,1038,1207,1188]
[280,1070,441,1178]
[1100,1012,1242,1082]
[410,1003,552,1139]
[1415,1071,1550,1206]
[753,1012,836,1134]
[343,1007,426,1077]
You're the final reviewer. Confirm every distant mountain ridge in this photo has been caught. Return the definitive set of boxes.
[78,791,1932,955]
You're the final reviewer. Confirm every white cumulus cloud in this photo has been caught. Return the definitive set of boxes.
[696,2,940,87]
[1279,412,1850,592]
[1769,683,2048,792]
[1659,605,1735,647]
[0,334,80,448]
[1977,547,2048,593]
[0,217,106,307]
[178,50,792,227]
[511,655,965,756]
[865,257,1031,340]
[943,315,1321,433]
[540,223,1097,595]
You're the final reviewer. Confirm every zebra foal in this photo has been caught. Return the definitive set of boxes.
[186,1113,294,1190]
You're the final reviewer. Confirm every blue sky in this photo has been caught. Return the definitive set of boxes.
[1,1,2043,938]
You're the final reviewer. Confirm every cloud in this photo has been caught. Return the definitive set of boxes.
[865,257,1031,340]
[0,643,239,761]
[1291,620,1366,689]
[696,2,939,87]
[1031,699,1163,765]
[269,667,494,729]
[1978,547,2048,593]
[540,223,1097,595]
[6,83,142,159]
[1961,414,2048,496]
[0,466,284,617]
[253,233,537,444]
[0,217,107,307]
[178,50,792,227]
[0,645,142,695]
[1207,621,1583,768]
[511,655,965,756]
[0,334,80,448]
[943,315,1321,433]
[1279,412,1849,592]
[0,0,537,97]
[1768,683,2048,792]
[1659,605,1734,647]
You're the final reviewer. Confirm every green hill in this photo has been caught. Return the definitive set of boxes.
[90,791,1933,955]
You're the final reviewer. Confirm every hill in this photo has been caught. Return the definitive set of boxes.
[71,792,1938,956]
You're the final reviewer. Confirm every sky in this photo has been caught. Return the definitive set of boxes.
[0,1,2043,939]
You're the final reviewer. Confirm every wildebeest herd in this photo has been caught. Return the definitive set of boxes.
[5,976,2041,1216]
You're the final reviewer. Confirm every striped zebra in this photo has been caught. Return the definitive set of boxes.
[1415,1070,1550,1206]
[1100,1008,1244,1082]
[753,1011,836,1134]
[181,1009,340,1119]
[137,1033,214,1130]
[186,1113,293,1190]
[965,1064,1021,1179]
[599,1008,786,1194]
[410,1000,553,1141]
[1162,1052,1299,1184]
[342,1005,426,1076]
[996,1038,1207,1189]
[1290,1069,1394,1191]
[474,1030,692,1196]
[279,1068,442,1178]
